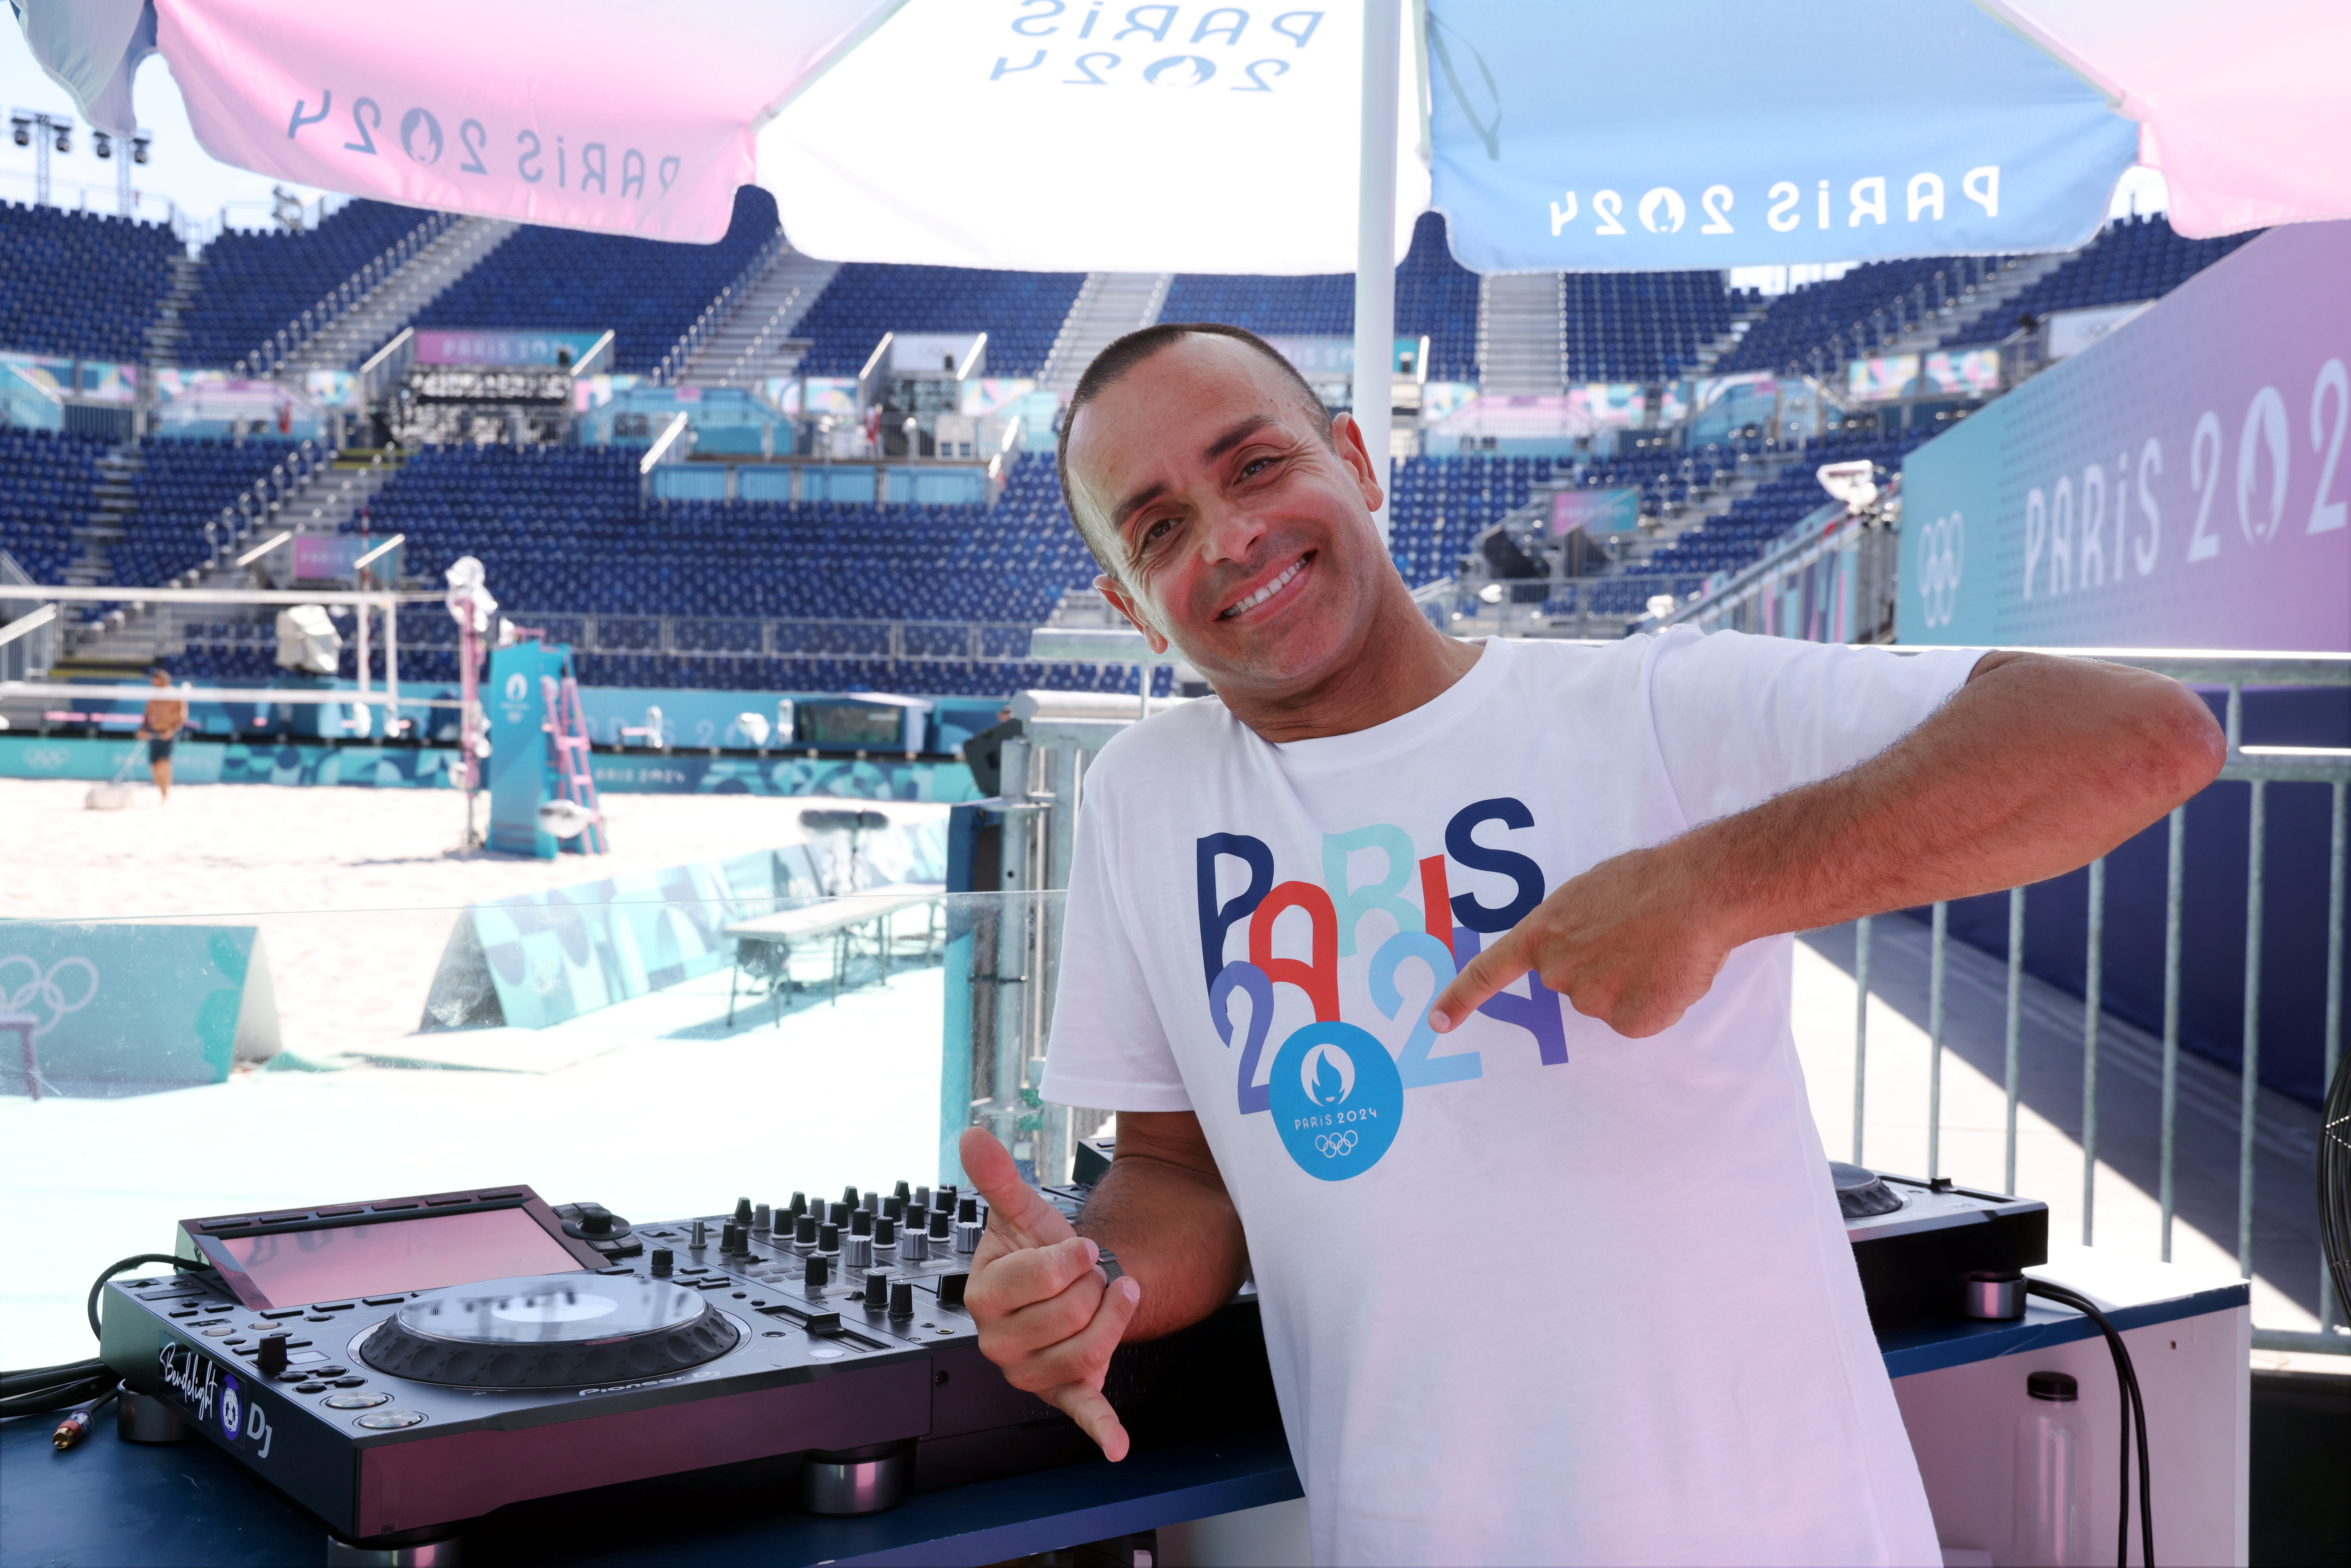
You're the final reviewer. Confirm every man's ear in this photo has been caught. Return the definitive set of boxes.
[1096,573,1172,655]
[1329,412,1384,515]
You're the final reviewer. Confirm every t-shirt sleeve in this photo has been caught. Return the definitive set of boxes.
[1037,776,1195,1114]
[1648,629,1983,826]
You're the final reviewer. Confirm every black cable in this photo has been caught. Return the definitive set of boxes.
[2,1357,107,1396]
[84,1253,202,1341]
[2028,1279,2154,1568]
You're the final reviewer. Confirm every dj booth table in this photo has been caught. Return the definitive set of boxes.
[0,1418,1299,1568]
[2,1256,2246,1568]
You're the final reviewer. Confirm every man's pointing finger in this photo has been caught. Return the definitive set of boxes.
[1428,926,1535,1033]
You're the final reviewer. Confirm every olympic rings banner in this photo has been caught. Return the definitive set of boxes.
[1897,222,2351,651]
[0,925,278,1095]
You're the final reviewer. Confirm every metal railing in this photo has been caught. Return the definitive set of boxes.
[1848,649,2349,1353]
[1656,495,1900,645]
[653,230,790,386]
[231,213,457,378]
[166,612,1057,669]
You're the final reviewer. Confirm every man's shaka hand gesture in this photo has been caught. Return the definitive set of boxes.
[957,1126,1144,1461]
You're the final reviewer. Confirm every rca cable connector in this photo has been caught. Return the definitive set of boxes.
[52,1387,118,1450]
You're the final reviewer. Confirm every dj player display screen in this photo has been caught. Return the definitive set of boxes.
[211,1208,581,1307]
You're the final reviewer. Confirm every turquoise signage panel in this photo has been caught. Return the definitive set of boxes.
[1899,225,2351,649]
[0,924,263,1092]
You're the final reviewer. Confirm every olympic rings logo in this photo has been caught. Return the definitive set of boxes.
[1916,510,1964,629]
[0,955,100,1037]
[23,747,71,770]
[1313,1130,1359,1158]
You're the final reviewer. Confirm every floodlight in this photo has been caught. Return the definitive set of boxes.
[54,129,70,153]
[10,116,29,149]
[95,132,112,160]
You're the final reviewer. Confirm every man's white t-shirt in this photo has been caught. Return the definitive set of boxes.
[1038,629,1980,1568]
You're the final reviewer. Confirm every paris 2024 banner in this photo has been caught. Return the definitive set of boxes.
[1899,221,2350,651]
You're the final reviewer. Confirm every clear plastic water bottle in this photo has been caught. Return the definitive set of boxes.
[2012,1369,2090,1565]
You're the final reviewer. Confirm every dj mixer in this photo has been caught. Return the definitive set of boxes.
[95,1161,2041,1554]
[97,1180,1274,1551]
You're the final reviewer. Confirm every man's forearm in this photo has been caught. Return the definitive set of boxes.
[1074,1152,1248,1342]
[1688,652,2225,946]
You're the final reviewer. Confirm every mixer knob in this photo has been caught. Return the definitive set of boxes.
[900,1229,928,1263]
[893,1180,912,1202]
[954,1221,982,1255]
[579,1205,615,1236]
[689,1219,708,1249]
[864,1270,889,1308]
[936,1185,958,1213]
[804,1256,828,1294]
[957,1196,978,1224]
[819,1222,840,1253]
[874,1216,897,1246]
[888,1280,915,1318]
[794,1214,818,1249]
[929,1211,952,1242]
[841,1186,860,1210]
[828,1202,850,1228]
[650,1249,674,1276]
[913,1186,931,1213]
[844,1236,873,1270]
[850,1210,873,1238]
[733,1197,753,1227]
[882,1196,904,1223]
[938,1272,969,1308]
[789,1191,807,1218]
[256,1333,290,1379]
[720,1223,744,1254]
[753,1203,771,1234]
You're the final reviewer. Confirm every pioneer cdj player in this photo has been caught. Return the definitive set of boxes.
[97,1160,2042,1555]
[98,1180,1274,1552]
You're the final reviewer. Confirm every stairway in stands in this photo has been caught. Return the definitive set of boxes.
[676,246,840,389]
[1877,252,2069,357]
[281,217,521,373]
[142,255,203,370]
[1475,273,1565,392]
[1041,273,1173,393]
[58,449,409,673]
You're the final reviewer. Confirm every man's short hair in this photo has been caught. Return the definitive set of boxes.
[1055,322,1330,573]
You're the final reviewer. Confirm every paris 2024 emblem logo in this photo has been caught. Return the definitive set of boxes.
[1268,1022,1403,1181]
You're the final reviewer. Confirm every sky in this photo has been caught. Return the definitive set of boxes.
[1,32,337,233]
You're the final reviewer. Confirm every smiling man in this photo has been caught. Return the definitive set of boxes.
[955,323,2223,1566]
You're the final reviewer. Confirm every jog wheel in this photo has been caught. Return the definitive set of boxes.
[361,1274,737,1389]
[1829,1161,1906,1220]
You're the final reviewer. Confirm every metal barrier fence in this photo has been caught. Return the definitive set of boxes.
[1661,497,1901,645]
[165,612,1058,669]
[1853,649,2348,1352]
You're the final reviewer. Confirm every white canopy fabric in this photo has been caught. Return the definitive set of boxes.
[20,0,2348,262]
[756,0,1427,273]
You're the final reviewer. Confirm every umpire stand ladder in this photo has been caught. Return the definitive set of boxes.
[541,671,609,855]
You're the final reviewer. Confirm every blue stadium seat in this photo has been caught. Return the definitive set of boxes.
[1938,214,2260,350]
[795,265,1085,378]
[418,187,780,374]
[0,202,177,361]
[1157,213,1483,382]
[0,427,108,583]
[109,438,308,587]
[179,201,445,370]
